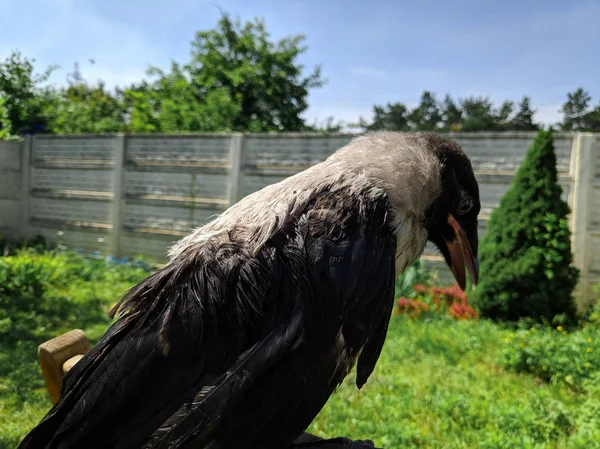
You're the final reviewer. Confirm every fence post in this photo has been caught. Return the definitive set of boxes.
[110,134,127,258]
[570,132,595,310]
[228,133,245,206]
[20,136,33,239]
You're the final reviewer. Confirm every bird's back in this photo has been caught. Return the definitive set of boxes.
[19,177,401,449]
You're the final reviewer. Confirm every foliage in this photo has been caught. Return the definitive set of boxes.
[460,96,515,131]
[46,80,126,134]
[0,247,152,448]
[500,291,600,389]
[0,51,57,135]
[440,94,463,131]
[394,259,436,299]
[510,96,539,131]
[568,372,600,447]
[406,91,442,131]
[357,102,410,131]
[499,322,600,392]
[185,12,324,132]
[0,13,325,135]
[309,316,580,448]
[472,129,579,323]
[0,95,18,140]
[4,242,600,448]
[559,87,600,132]
[356,93,544,133]
[496,294,600,448]
[6,27,600,134]
[0,248,151,343]
[123,62,240,133]
[121,13,325,133]
[397,283,478,321]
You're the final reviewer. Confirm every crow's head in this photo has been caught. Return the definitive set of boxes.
[326,130,480,290]
[422,133,480,291]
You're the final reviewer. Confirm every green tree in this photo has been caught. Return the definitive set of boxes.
[510,96,539,131]
[357,102,410,131]
[441,94,463,131]
[493,100,515,130]
[583,104,600,131]
[0,95,17,140]
[0,51,57,134]
[122,13,324,133]
[473,129,579,323]
[124,63,239,133]
[560,88,591,131]
[47,73,126,134]
[186,13,324,132]
[458,96,514,131]
[459,96,497,131]
[407,91,442,130]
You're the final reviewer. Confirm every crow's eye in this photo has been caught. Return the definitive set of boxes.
[457,192,473,215]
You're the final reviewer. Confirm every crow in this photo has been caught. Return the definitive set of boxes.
[19,131,480,449]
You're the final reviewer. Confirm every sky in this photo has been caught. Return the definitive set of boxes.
[1,0,598,127]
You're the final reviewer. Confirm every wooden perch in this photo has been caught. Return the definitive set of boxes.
[38,329,91,404]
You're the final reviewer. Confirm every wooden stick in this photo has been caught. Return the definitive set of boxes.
[38,329,91,404]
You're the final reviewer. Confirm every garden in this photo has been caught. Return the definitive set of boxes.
[2,130,600,448]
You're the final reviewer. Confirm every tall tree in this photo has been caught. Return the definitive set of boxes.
[0,51,57,134]
[124,63,239,133]
[460,96,497,131]
[441,94,463,131]
[473,129,578,323]
[493,100,515,130]
[560,88,591,131]
[358,102,410,131]
[407,91,442,130]
[186,13,325,132]
[583,104,600,131]
[510,96,539,131]
[47,64,126,134]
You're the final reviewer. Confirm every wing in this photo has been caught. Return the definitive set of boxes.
[18,186,399,449]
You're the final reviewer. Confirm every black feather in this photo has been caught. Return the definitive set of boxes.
[18,186,398,449]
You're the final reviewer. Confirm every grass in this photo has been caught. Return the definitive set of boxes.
[308,316,581,448]
[0,248,597,448]
[0,246,151,449]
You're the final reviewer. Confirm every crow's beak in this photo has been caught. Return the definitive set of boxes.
[444,214,479,291]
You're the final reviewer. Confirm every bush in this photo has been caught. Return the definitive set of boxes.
[472,129,579,323]
[499,322,600,392]
[0,248,152,343]
[568,372,600,447]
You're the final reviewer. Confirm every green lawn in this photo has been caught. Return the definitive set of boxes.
[308,316,581,448]
[0,248,598,448]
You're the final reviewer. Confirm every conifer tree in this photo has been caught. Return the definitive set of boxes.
[473,129,579,323]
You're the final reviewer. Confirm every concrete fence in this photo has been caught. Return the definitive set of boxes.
[0,131,598,310]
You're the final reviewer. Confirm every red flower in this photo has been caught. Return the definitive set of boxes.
[413,284,429,294]
[449,302,478,320]
[443,284,468,304]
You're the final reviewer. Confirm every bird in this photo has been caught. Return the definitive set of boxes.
[18,131,480,449]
